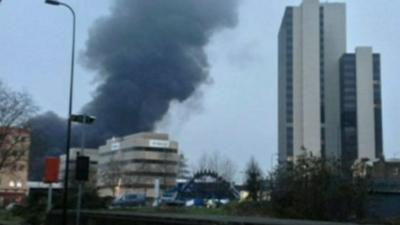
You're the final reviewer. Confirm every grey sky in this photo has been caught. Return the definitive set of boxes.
[1,0,399,176]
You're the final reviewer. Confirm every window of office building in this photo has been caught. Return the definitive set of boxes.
[340,54,358,164]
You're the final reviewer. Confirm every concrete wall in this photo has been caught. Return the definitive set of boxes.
[322,3,346,160]
[292,6,303,159]
[300,0,321,157]
[97,151,178,165]
[356,47,376,160]
[100,134,178,154]
[290,0,321,158]
[278,8,288,163]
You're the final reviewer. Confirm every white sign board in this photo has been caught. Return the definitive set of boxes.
[149,139,170,148]
[111,142,121,151]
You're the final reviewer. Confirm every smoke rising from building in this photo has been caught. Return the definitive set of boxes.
[29,0,239,180]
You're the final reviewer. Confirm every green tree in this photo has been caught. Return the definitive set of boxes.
[244,157,263,201]
[269,155,368,221]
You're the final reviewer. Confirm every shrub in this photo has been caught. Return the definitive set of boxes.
[269,156,368,221]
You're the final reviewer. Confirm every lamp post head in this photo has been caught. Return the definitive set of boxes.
[70,114,96,124]
[45,0,60,5]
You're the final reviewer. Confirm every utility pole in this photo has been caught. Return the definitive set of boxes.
[70,114,95,225]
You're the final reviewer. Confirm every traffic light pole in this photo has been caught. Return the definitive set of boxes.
[47,183,53,213]
[76,125,86,225]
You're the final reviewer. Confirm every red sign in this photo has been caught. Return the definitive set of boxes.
[44,157,60,183]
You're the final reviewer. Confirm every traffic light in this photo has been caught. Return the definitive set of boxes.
[75,156,90,181]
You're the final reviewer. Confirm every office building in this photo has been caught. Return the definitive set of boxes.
[97,132,179,198]
[59,148,98,185]
[340,48,383,163]
[278,0,383,164]
[0,128,30,206]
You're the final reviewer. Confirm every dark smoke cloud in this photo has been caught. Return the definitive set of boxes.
[29,0,238,180]
[29,112,83,180]
[82,0,238,144]
[29,112,66,180]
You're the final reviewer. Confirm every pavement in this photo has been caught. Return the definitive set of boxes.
[67,210,376,225]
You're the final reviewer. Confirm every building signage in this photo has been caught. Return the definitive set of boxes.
[111,142,120,151]
[149,139,170,148]
[111,137,121,151]
[44,157,60,183]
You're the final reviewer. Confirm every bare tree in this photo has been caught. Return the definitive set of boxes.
[194,151,237,182]
[218,154,237,182]
[195,153,208,172]
[0,81,37,173]
[127,161,153,195]
[177,153,191,180]
[100,154,176,197]
[98,156,125,197]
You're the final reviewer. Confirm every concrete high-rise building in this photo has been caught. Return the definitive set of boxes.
[340,47,383,164]
[278,0,383,164]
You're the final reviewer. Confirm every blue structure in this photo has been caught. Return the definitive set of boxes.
[162,170,239,206]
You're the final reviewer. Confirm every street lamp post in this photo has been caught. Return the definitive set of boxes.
[45,1,76,225]
[70,114,95,225]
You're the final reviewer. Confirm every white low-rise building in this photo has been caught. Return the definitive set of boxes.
[97,132,179,198]
[59,148,98,185]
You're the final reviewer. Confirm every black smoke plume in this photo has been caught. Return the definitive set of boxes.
[29,0,238,180]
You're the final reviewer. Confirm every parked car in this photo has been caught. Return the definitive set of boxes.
[110,193,146,208]
[160,189,185,206]
[205,198,230,208]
